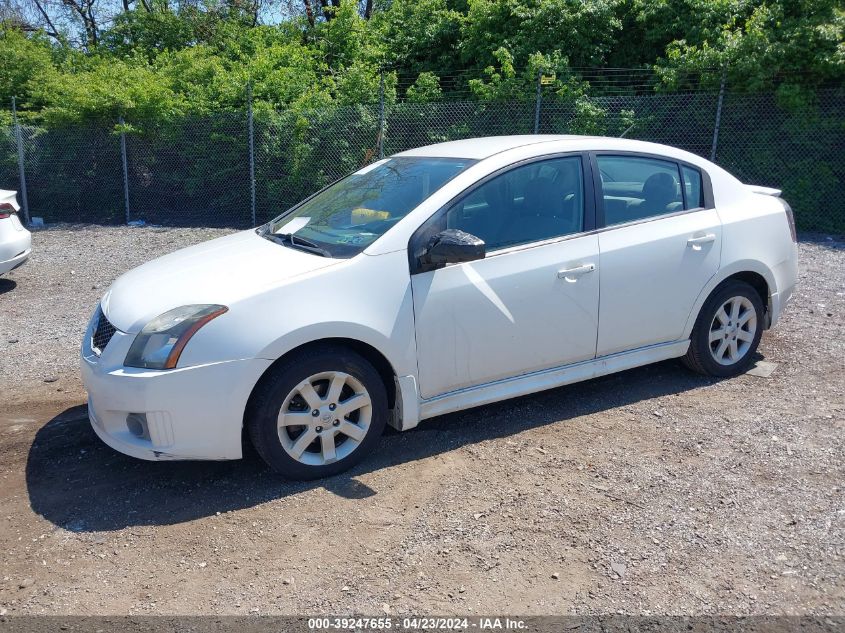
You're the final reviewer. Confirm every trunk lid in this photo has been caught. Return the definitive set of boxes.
[745,184,782,197]
[0,190,21,212]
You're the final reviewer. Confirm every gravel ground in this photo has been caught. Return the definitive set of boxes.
[0,225,235,405]
[0,225,843,616]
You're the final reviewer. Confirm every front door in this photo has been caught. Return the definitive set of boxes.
[410,155,601,399]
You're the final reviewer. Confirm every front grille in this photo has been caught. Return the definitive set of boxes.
[92,308,117,356]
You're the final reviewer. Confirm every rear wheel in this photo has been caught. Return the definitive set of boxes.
[246,345,388,479]
[682,280,764,377]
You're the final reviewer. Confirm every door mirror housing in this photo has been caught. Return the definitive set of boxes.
[422,229,485,269]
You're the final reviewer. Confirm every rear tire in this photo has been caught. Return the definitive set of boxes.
[246,344,388,479]
[682,280,764,377]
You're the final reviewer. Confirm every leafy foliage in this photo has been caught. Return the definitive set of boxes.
[0,0,842,231]
[1,0,840,125]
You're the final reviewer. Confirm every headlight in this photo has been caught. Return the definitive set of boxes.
[125,304,228,370]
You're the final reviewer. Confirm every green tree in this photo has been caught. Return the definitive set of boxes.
[0,29,56,118]
[372,0,463,75]
[656,0,845,93]
[406,71,443,102]
[460,0,622,70]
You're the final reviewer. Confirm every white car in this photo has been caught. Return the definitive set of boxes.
[0,190,31,275]
[82,136,798,478]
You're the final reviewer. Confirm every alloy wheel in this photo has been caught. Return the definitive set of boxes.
[277,371,372,466]
[708,296,757,366]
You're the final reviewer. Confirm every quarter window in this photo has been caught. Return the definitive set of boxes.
[445,157,585,251]
[682,165,704,209]
[597,156,683,226]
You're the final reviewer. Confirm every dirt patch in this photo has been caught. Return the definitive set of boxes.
[0,227,843,615]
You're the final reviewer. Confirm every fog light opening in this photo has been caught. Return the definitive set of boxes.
[126,413,151,441]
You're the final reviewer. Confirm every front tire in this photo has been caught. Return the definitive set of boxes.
[246,345,388,479]
[682,280,764,377]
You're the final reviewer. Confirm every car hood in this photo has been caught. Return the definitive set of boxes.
[102,230,340,333]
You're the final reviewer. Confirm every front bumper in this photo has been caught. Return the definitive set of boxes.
[81,323,271,461]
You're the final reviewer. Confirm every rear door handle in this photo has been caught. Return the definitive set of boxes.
[687,234,716,250]
[557,263,595,281]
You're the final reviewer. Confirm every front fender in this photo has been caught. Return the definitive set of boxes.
[253,322,422,431]
[254,321,406,369]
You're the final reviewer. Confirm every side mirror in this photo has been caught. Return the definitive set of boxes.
[423,229,485,267]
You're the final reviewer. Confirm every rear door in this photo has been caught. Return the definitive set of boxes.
[593,153,721,356]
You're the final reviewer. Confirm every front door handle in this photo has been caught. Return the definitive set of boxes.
[557,263,595,282]
[687,234,716,250]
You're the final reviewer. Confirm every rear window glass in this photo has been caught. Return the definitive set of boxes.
[597,156,683,225]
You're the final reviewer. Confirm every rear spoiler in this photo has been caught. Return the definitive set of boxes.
[745,184,782,197]
[0,189,21,212]
[747,184,796,242]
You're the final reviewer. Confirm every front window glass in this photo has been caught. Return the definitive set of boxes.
[445,156,585,251]
[264,157,475,258]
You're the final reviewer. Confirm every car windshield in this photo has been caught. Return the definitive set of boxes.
[262,156,475,258]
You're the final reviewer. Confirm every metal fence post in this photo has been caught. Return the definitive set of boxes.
[11,97,30,225]
[247,82,257,227]
[533,71,542,134]
[377,73,385,160]
[119,117,130,224]
[710,70,727,162]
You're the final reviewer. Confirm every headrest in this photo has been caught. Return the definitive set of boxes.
[642,172,677,205]
[523,177,563,217]
[483,177,511,213]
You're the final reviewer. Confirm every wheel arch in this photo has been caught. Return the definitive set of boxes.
[726,271,770,314]
[682,261,777,338]
[243,336,402,435]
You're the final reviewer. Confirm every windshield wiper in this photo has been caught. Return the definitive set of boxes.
[266,232,332,258]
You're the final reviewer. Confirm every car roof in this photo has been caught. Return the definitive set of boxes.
[395,135,603,159]
[394,134,723,164]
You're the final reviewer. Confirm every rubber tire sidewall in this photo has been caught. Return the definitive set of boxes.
[246,345,388,480]
[685,280,765,377]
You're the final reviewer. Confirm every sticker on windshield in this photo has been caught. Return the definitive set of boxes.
[336,234,376,244]
[274,216,311,234]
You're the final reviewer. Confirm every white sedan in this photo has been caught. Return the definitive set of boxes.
[0,190,31,276]
[82,136,798,479]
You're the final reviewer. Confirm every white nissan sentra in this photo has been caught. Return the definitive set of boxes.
[0,189,31,276]
[82,136,798,478]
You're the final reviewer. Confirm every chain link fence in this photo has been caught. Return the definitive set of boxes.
[124,113,251,227]
[2,87,843,233]
[254,104,382,225]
